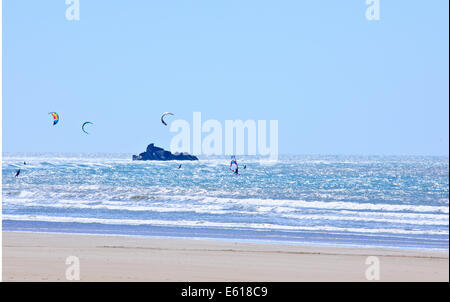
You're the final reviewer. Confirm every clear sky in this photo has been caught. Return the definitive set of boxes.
[2,0,449,155]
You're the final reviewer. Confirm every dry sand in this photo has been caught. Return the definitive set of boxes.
[3,231,448,282]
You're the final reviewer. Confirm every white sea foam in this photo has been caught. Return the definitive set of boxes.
[4,197,448,227]
[190,196,450,214]
[3,214,448,236]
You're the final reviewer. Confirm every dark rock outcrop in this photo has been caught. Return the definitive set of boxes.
[132,143,198,161]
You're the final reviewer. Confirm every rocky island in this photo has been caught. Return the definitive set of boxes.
[132,143,198,161]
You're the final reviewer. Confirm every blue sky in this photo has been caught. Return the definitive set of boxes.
[2,0,449,155]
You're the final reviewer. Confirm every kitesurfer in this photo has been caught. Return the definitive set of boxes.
[230,156,240,175]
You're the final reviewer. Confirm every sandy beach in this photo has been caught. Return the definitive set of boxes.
[2,231,448,282]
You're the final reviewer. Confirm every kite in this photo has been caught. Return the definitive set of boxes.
[49,112,59,125]
[161,112,174,126]
[82,122,93,134]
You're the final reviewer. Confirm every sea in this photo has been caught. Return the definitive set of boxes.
[2,153,449,251]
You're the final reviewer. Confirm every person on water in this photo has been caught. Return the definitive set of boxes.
[15,169,21,177]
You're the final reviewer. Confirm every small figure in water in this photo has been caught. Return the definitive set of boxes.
[23,161,26,165]
[230,156,240,175]
[178,164,182,169]
[243,165,246,169]
[15,169,21,177]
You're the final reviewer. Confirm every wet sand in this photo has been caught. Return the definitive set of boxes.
[3,231,448,282]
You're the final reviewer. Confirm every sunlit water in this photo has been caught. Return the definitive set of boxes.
[2,153,449,251]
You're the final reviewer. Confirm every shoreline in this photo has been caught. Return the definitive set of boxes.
[4,218,447,252]
[3,229,449,253]
[3,231,449,282]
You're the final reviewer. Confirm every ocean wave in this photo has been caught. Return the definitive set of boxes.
[3,198,448,227]
[4,191,449,214]
[3,214,448,236]
[187,196,450,214]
